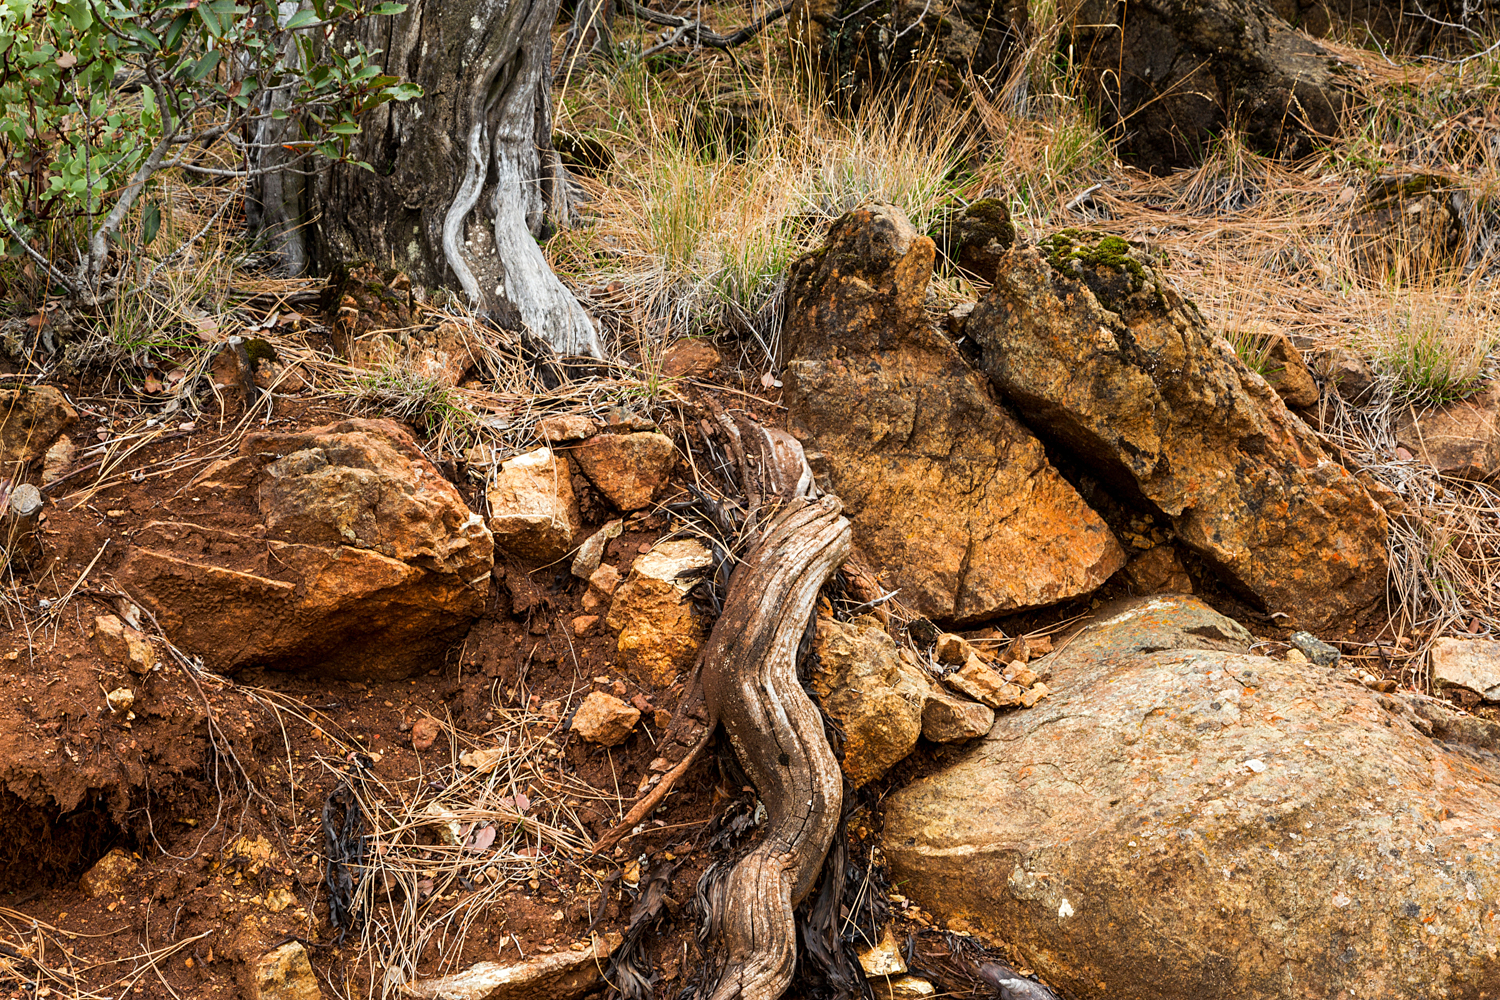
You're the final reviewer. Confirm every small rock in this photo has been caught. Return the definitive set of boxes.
[878,976,938,1000]
[920,685,995,742]
[570,692,641,746]
[79,847,138,899]
[1258,330,1320,409]
[488,447,584,562]
[1020,682,1050,708]
[400,932,622,1000]
[589,563,621,596]
[1430,637,1500,702]
[125,419,492,681]
[811,617,927,786]
[582,563,622,613]
[105,687,134,713]
[572,432,677,511]
[571,519,623,579]
[936,633,972,666]
[945,657,1024,709]
[1122,545,1194,595]
[1393,387,1500,480]
[1320,347,1376,403]
[606,540,712,686]
[857,924,907,977]
[411,717,441,751]
[41,433,75,484]
[91,614,154,673]
[1002,663,1039,687]
[660,339,721,378]
[603,407,657,432]
[1005,635,1033,663]
[0,385,77,465]
[253,941,321,1000]
[1290,631,1341,667]
[536,413,599,444]
[1284,647,1309,664]
[572,615,598,635]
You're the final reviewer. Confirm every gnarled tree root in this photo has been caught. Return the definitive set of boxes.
[698,496,851,1000]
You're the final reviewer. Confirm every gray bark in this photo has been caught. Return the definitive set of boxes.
[304,0,603,358]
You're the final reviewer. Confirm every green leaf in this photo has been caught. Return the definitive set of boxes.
[328,121,359,134]
[187,49,222,81]
[141,202,161,245]
[370,2,406,12]
[283,9,320,29]
[197,3,223,36]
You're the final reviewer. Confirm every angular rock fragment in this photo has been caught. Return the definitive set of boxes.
[971,233,1388,628]
[1393,387,1500,480]
[944,657,1024,709]
[487,446,584,561]
[660,338,721,378]
[1290,630,1341,667]
[253,941,321,1000]
[1121,545,1194,595]
[570,691,641,746]
[782,203,1124,622]
[535,413,598,444]
[884,595,1500,1000]
[0,385,76,465]
[91,614,155,673]
[918,682,995,742]
[605,540,712,686]
[811,617,927,787]
[572,432,676,511]
[79,847,138,899]
[1430,637,1500,702]
[1071,0,1343,171]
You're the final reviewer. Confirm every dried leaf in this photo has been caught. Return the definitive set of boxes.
[466,824,497,852]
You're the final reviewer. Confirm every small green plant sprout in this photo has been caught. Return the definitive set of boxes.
[0,0,420,305]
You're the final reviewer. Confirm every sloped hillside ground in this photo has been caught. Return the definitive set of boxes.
[2,1,1500,999]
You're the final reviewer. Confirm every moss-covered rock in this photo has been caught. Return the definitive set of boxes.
[934,198,1016,282]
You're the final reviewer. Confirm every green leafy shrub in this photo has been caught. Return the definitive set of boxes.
[0,0,419,300]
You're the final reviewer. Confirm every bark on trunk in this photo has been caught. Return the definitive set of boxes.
[302,0,603,357]
[699,496,851,1000]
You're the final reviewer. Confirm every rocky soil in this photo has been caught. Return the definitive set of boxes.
[1,202,1498,1000]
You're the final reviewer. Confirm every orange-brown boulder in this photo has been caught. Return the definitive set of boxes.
[970,232,1388,629]
[782,202,1124,623]
[120,419,492,680]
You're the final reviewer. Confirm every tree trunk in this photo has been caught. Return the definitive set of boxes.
[303,0,603,358]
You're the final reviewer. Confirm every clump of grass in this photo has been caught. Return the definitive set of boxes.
[1370,300,1497,403]
[551,41,978,366]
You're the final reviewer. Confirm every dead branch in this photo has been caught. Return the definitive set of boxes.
[625,0,795,57]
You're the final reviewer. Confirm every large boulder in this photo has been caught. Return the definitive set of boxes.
[120,419,492,680]
[883,594,1500,1000]
[1070,0,1344,171]
[968,231,1388,629]
[782,203,1125,623]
